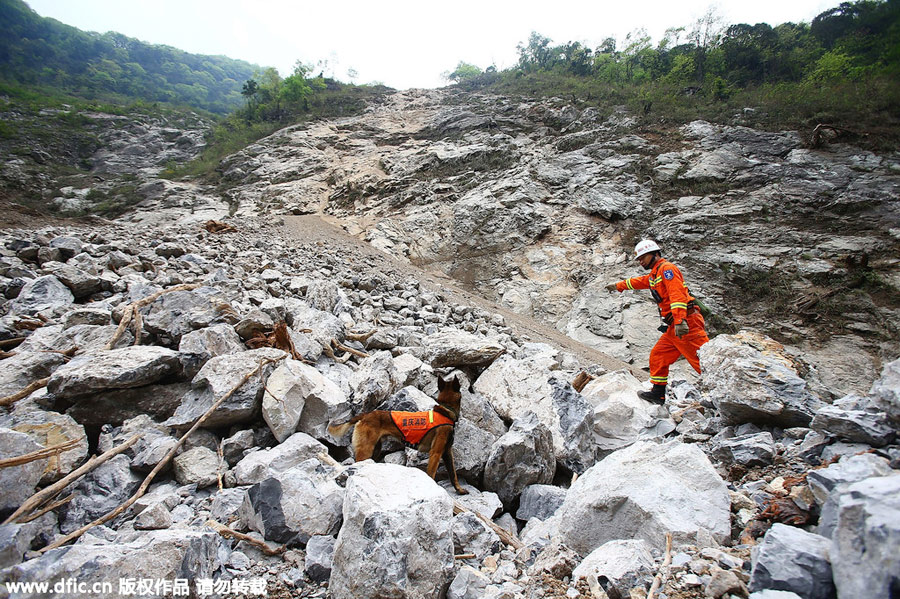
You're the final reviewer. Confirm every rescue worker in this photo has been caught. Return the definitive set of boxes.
[606,239,709,404]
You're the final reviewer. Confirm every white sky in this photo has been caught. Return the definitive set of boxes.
[24,0,837,90]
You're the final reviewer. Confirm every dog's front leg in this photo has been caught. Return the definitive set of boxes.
[425,428,448,481]
[443,446,468,495]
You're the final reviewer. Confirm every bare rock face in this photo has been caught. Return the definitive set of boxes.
[329,463,455,599]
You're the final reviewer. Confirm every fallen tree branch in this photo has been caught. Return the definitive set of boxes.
[331,339,368,359]
[454,500,523,551]
[346,329,377,343]
[0,436,84,469]
[22,494,74,523]
[206,519,284,556]
[322,343,352,364]
[0,337,26,349]
[39,356,284,552]
[106,283,201,349]
[647,532,673,599]
[0,377,49,408]
[4,433,141,525]
[217,442,225,492]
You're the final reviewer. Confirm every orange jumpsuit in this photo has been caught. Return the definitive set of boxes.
[615,258,709,387]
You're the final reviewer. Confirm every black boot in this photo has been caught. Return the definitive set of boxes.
[638,384,666,405]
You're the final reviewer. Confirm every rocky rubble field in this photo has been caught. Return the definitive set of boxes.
[0,216,898,599]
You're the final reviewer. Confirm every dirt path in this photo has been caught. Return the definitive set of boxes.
[281,214,643,378]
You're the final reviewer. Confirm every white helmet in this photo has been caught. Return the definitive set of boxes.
[634,239,661,259]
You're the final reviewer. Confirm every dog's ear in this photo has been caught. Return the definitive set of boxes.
[451,376,461,392]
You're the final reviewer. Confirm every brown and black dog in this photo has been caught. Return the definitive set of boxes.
[327,376,468,495]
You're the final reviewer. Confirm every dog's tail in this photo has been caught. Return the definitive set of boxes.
[327,414,362,438]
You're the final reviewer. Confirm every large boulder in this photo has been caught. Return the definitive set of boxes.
[348,351,401,411]
[712,432,776,467]
[263,359,348,443]
[419,330,505,368]
[572,539,656,598]
[749,524,835,599]
[166,348,285,430]
[1,529,228,592]
[2,408,88,483]
[516,484,567,522]
[0,429,46,515]
[329,463,455,599]
[831,474,900,599]
[474,352,595,471]
[870,358,899,423]
[141,285,234,344]
[699,331,824,426]
[807,453,893,537]
[241,459,344,545]
[483,412,555,506]
[811,394,896,447]
[580,370,675,451]
[232,432,328,486]
[9,275,74,317]
[549,440,731,554]
[177,323,245,377]
[0,351,66,399]
[58,454,142,534]
[172,447,220,488]
[47,346,182,399]
[450,418,499,485]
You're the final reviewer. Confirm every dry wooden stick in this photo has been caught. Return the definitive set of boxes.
[0,377,50,408]
[39,356,283,552]
[206,519,285,556]
[216,442,225,491]
[647,532,673,599]
[346,329,377,343]
[454,500,523,551]
[454,553,476,560]
[132,309,143,346]
[331,339,369,359]
[22,494,74,523]
[322,343,352,364]
[0,337,26,349]
[0,436,84,469]
[4,433,141,525]
[106,283,201,349]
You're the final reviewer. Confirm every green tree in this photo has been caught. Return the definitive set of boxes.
[517,32,554,72]
[447,61,483,82]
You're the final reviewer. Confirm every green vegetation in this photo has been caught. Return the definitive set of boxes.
[0,0,394,185]
[1,0,259,114]
[450,1,900,147]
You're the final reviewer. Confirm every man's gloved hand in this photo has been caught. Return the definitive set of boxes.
[605,283,618,292]
[674,320,689,338]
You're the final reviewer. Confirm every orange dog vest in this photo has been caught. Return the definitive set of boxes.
[390,410,454,445]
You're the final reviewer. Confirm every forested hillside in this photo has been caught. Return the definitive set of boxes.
[0,0,259,113]
[449,0,900,147]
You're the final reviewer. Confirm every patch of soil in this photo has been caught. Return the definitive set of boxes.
[281,215,642,377]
